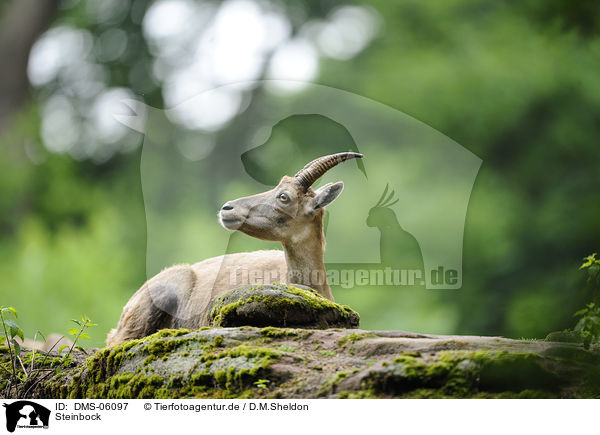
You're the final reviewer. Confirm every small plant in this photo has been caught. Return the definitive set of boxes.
[60,315,97,361]
[569,254,600,349]
[580,253,600,299]
[0,306,27,396]
[0,310,96,398]
[253,379,270,389]
[573,303,600,349]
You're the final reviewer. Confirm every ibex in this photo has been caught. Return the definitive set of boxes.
[106,152,363,346]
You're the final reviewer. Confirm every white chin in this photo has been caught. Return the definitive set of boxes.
[219,215,243,230]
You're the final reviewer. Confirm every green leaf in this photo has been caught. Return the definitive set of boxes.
[581,253,598,269]
[4,307,17,318]
[11,339,20,355]
[68,328,80,336]
[58,345,70,353]
[4,320,21,340]
[0,336,5,344]
[71,319,81,326]
[75,346,88,354]
[78,333,90,340]
[4,319,19,330]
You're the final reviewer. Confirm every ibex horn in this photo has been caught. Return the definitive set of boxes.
[295,152,364,190]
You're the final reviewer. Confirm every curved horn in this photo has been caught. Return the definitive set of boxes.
[295,152,363,190]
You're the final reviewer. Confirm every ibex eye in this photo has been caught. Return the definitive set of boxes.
[278,193,290,203]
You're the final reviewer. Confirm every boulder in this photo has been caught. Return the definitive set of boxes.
[5,327,600,399]
[207,283,360,329]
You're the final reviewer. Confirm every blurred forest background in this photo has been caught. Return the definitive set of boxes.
[1,0,599,347]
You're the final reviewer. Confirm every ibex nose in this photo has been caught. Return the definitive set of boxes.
[221,203,234,211]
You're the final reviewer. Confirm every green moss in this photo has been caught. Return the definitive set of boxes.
[150,329,191,339]
[351,350,565,398]
[210,296,259,326]
[337,332,377,347]
[143,338,186,357]
[317,370,356,397]
[471,351,560,392]
[74,340,283,399]
[209,284,359,328]
[282,285,352,313]
[338,389,377,399]
[85,373,165,399]
[143,355,157,366]
[319,350,336,357]
[260,327,298,338]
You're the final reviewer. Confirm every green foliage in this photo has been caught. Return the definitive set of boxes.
[573,303,600,350]
[0,307,96,398]
[580,253,600,295]
[64,315,97,359]
[0,306,25,394]
[568,254,600,349]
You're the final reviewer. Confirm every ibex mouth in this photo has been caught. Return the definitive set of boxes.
[219,214,243,230]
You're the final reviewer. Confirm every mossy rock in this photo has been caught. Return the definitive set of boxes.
[4,327,600,399]
[207,283,360,329]
[545,330,585,344]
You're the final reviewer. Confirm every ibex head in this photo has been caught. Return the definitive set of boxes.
[219,152,363,243]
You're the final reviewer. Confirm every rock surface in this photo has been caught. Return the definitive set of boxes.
[5,327,600,399]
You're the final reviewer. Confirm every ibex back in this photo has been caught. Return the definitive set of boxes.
[106,152,363,346]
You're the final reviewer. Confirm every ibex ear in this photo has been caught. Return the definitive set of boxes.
[312,182,344,210]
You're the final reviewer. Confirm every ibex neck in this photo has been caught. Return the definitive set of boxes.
[282,221,334,301]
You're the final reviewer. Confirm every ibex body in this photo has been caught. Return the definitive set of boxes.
[106,153,362,346]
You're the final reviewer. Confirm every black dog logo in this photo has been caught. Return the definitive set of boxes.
[3,401,50,432]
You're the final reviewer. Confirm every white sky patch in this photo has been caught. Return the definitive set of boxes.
[313,6,381,61]
[168,86,243,131]
[142,0,209,60]
[28,26,93,86]
[90,88,137,143]
[148,0,292,130]
[142,0,197,40]
[206,0,290,84]
[266,38,318,94]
